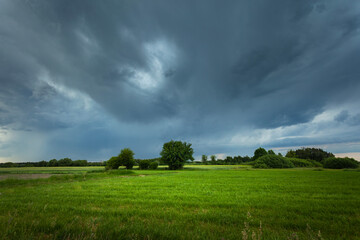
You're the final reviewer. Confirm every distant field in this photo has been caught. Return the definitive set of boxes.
[0,166,359,239]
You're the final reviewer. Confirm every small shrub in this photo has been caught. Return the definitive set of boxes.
[139,160,151,170]
[308,159,323,167]
[254,155,294,168]
[323,157,359,169]
[149,161,158,170]
[253,162,268,169]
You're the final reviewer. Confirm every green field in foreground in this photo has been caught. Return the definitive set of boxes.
[0,166,359,239]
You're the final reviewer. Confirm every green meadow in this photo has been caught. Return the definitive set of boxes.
[0,166,359,239]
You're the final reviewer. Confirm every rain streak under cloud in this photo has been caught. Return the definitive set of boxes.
[1,0,360,162]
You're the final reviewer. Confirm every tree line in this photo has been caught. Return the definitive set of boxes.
[0,158,105,168]
[200,155,253,165]
[1,142,358,170]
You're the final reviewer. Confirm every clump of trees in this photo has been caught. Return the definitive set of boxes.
[138,159,159,170]
[323,157,359,169]
[106,148,135,170]
[286,148,334,162]
[250,147,360,169]
[251,147,329,168]
[160,140,194,170]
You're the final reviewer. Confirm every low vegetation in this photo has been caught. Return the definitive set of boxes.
[287,158,322,168]
[138,160,159,170]
[253,155,294,168]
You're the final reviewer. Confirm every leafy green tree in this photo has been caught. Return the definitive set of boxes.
[233,156,243,164]
[242,156,252,162]
[224,156,233,164]
[285,150,296,158]
[160,140,194,170]
[253,147,268,160]
[268,150,275,155]
[119,148,135,169]
[201,155,208,164]
[48,159,58,167]
[210,155,216,164]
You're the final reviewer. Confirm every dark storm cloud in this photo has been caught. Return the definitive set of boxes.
[1,0,360,161]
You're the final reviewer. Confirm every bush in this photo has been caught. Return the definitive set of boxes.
[308,159,323,167]
[287,158,314,167]
[254,155,294,168]
[149,161,159,170]
[253,162,268,168]
[139,160,151,170]
[106,156,121,170]
[323,157,359,169]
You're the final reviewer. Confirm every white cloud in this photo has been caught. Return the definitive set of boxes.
[228,106,360,155]
[119,38,179,91]
[335,152,360,161]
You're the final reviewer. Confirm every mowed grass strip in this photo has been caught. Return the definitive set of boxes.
[0,168,359,239]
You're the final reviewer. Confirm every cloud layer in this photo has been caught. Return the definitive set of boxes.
[1,0,360,161]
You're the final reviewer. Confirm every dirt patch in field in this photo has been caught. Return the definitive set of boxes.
[0,174,53,180]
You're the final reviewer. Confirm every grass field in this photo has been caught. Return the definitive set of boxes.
[0,166,359,239]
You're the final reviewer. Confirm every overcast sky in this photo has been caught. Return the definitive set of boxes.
[1,0,360,162]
